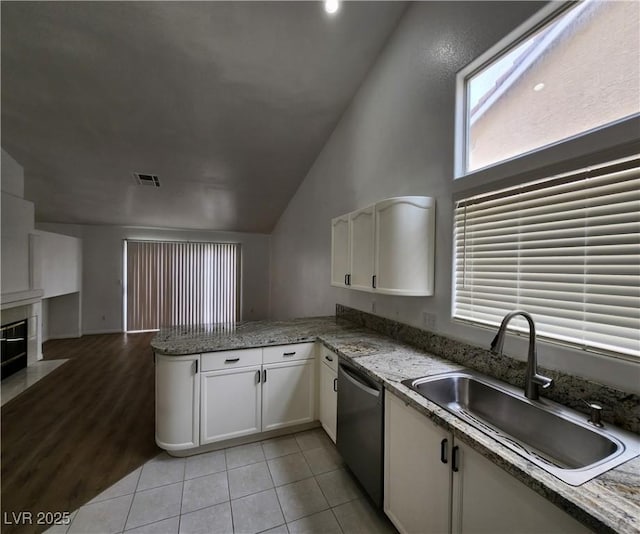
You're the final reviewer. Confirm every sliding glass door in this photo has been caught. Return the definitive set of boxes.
[125,240,241,332]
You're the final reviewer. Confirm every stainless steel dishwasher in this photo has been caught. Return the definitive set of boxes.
[336,357,384,508]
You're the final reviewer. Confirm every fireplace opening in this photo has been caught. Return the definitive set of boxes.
[1,319,28,380]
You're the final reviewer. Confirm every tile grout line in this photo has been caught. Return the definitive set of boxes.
[273,473,332,525]
[227,469,236,534]
[61,509,76,534]
[64,508,77,534]
[123,513,182,533]
[290,428,349,532]
[183,466,227,482]
[329,505,346,534]
[175,477,365,534]
[121,463,144,532]
[183,449,224,480]
[263,444,288,530]
[177,455,187,533]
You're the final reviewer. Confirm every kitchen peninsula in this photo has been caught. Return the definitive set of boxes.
[151,310,640,534]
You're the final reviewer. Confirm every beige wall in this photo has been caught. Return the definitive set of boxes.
[470,1,640,171]
[37,223,271,334]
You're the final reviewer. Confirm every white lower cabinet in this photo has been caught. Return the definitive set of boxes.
[384,391,590,534]
[155,353,200,451]
[194,343,315,445]
[451,441,589,534]
[262,359,316,431]
[318,348,338,442]
[201,365,262,444]
[384,390,450,534]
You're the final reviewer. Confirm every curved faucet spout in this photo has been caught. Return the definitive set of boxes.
[490,310,553,401]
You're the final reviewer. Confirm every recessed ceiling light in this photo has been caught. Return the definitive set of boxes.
[324,0,340,15]
[533,83,545,92]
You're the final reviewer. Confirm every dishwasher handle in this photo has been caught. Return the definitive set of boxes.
[339,364,380,398]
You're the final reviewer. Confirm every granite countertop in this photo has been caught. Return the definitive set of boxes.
[151,316,355,354]
[152,318,640,534]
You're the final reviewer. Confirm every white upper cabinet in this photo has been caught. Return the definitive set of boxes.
[331,214,350,287]
[375,196,435,296]
[330,196,435,296]
[349,206,376,291]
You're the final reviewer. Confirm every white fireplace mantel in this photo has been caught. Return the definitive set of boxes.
[1,289,44,310]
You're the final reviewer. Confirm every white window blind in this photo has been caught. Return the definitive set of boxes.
[125,241,240,332]
[454,155,640,359]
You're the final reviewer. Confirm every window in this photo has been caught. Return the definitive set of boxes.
[458,0,640,175]
[453,156,640,360]
[124,240,240,332]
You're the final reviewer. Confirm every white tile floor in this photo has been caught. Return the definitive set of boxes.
[1,359,69,406]
[46,428,396,534]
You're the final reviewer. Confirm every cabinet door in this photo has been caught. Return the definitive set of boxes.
[375,196,435,296]
[155,354,200,451]
[349,206,376,291]
[201,365,262,444]
[451,441,590,534]
[331,215,350,287]
[384,392,451,534]
[318,360,337,443]
[262,360,315,431]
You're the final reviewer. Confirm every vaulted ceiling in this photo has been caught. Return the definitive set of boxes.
[1,1,406,232]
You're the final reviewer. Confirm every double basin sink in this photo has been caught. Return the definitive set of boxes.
[402,370,640,486]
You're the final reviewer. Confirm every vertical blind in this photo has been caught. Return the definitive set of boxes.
[454,155,640,359]
[125,241,240,332]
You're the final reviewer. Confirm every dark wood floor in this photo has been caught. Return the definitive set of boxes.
[1,333,160,534]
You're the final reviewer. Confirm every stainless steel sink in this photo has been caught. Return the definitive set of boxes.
[401,370,640,486]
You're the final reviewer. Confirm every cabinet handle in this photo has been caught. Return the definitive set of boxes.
[263,369,267,383]
[225,358,240,363]
[283,352,296,357]
[256,370,261,383]
[452,445,460,472]
[372,275,376,289]
[325,355,334,362]
[344,274,348,285]
[347,274,351,285]
[333,378,338,392]
[440,438,448,464]
[194,360,199,374]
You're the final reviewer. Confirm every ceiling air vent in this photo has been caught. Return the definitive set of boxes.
[133,172,160,187]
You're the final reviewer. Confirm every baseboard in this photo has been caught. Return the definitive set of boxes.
[80,329,124,336]
[166,421,322,458]
[46,332,82,340]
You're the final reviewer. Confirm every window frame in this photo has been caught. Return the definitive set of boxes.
[450,1,640,372]
[453,1,640,189]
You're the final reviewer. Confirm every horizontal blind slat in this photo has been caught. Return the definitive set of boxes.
[454,156,640,359]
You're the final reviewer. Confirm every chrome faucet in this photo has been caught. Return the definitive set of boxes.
[490,310,553,401]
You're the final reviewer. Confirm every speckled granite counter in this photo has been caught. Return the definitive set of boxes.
[152,317,640,534]
[151,317,360,354]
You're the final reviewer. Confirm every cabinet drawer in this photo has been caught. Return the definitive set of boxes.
[319,346,338,372]
[201,348,263,371]
[263,342,316,364]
